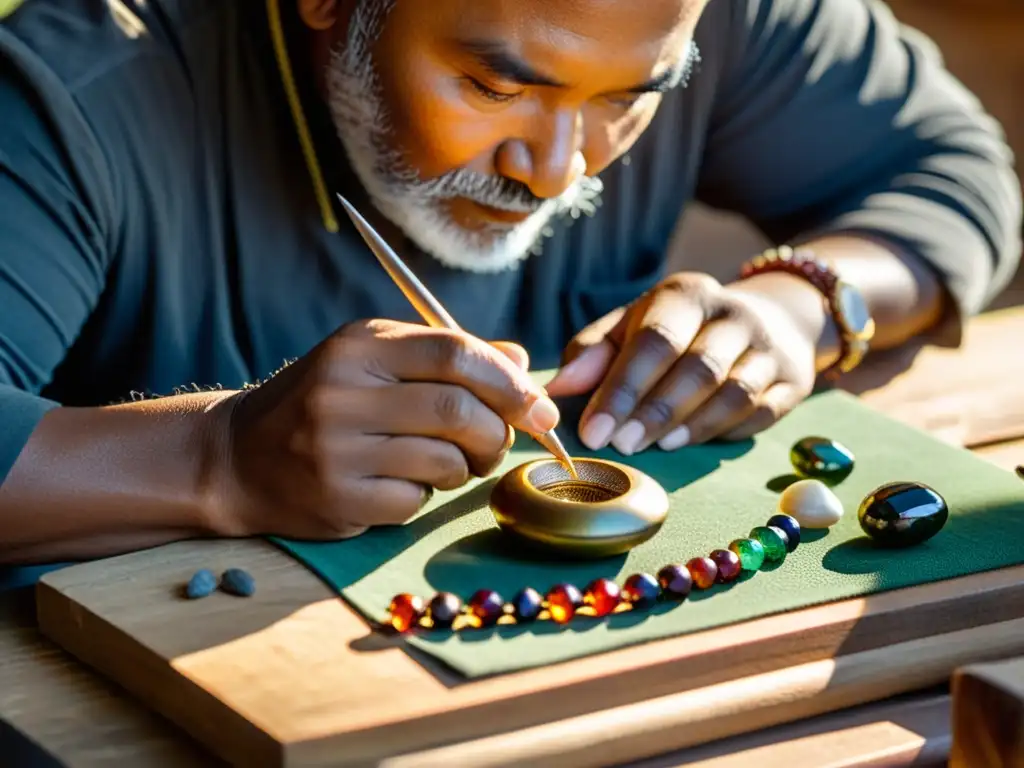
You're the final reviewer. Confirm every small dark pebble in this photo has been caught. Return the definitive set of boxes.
[220,567,256,597]
[185,568,217,599]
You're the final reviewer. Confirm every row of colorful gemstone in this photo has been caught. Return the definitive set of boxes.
[387,513,802,633]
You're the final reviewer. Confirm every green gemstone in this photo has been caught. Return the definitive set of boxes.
[749,526,788,563]
[728,538,765,571]
[790,436,855,482]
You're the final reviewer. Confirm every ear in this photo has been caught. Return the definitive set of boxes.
[297,0,338,31]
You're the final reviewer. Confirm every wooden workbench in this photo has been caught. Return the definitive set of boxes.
[2,305,1023,767]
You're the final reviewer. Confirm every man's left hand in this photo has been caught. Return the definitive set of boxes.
[544,272,820,454]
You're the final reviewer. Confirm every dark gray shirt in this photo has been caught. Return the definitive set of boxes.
[0,0,1020,487]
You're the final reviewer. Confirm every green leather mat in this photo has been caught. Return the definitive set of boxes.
[273,386,1024,678]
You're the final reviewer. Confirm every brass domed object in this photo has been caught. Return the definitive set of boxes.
[489,458,670,558]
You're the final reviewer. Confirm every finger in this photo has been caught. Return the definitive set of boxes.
[718,382,805,442]
[362,436,472,491]
[544,307,628,397]
[330,476,431,527]
[613,319,752,454]
[313,383,509,477]
[490,340,530,371]
[578,288,706,451]
[658,350,778,450]
[332,324,560,436]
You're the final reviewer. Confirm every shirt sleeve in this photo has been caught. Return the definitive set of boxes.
[695,0,1022,328]
[0,30,115,484]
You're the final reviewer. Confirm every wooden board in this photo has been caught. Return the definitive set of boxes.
[660,692,952,768]
[0,588,221,768]
[950,656,1024,767]
[34,536,1024,767]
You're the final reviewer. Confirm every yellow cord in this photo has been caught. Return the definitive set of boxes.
[266,0,339,232]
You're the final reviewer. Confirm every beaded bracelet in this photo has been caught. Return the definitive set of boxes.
[385,513,801,633]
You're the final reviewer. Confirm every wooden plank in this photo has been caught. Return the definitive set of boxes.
[973,438,1024,472]
[0,588,220,767]
[950,657,1024,767]
[657,693,951,768]
[842,308,1024,448]
[33,536,1024,767]
[393,687,957,768]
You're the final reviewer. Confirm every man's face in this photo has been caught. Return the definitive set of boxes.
[317,0,703,272]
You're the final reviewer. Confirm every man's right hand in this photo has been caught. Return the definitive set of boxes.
[209,319,560,541]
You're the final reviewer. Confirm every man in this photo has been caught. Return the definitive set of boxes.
[0,0,1019,570]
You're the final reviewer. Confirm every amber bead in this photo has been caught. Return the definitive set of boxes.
[546,583,583,624]
[709,549,742,583]
[467,589,504,626]
[583,578,621,617]
[427,592,463,628]
[622,573,660,608]
[686,556,718,589]
[388,593,425,633]
[657,564,693,600]
[511,587,544,622]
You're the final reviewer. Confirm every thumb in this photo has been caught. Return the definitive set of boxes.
[490,340,530,371]
[545,306,628,397]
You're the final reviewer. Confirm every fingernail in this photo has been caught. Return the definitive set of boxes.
[611,420,646,456]
[527,398,560,433]
[580,413,616,451]
[658,425,690,451]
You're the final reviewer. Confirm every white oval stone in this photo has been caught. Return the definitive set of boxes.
[778,479,844,528]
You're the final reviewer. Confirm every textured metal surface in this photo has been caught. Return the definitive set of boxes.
[527,461,630,502]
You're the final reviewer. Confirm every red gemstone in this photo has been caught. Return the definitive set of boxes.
[388,593,425,632]
[686,557,718,589]
[546,583,583,624]
[467,589,505,626]
[709,549,742,583]
[583,578,621,617]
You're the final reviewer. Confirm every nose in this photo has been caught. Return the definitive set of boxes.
[495,109,586,200]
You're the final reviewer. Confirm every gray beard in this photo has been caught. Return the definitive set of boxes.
[323,5,603,274]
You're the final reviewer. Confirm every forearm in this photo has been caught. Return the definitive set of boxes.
[0,391,238,565]
[732,234,948,371]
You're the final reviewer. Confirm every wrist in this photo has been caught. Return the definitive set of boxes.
[729,271,843,373]
[197,390,254,537]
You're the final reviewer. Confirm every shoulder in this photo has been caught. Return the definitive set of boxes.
[0,0,218,92]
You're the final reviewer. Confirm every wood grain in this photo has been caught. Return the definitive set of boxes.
[34,532,1024,768]
[0,588,220,767]
[843,307,1024,449]
[950,656,1024,767]
[658,693,951,768]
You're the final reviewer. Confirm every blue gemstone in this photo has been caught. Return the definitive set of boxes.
[766,513,801,551]
[623,573,661,607]
[220,567,256,597]
[185,568,217,599]
[511,587,544,621]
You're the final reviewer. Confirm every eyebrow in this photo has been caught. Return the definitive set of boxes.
[459,38,696,95]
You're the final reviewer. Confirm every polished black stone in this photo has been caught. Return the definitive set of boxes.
[790,437,855,482]
[766,513,801,551]
[857,481,949,548]
[427,592,463,628]
[511,587,544,621]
